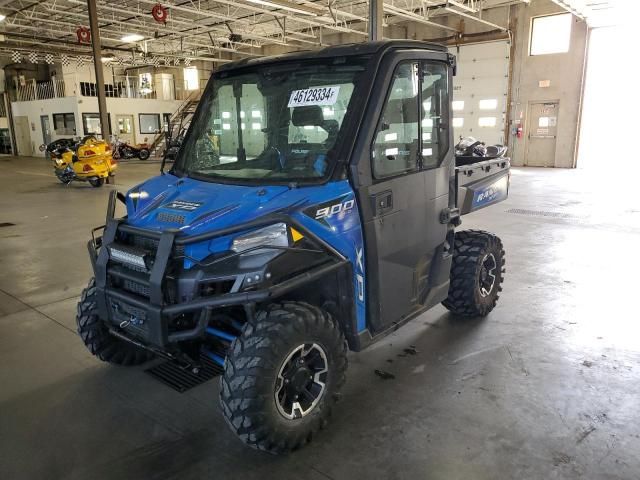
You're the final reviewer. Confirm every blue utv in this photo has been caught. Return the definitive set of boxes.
[78,40,510,453]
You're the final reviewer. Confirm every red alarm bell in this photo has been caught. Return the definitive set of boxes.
[152,3,168,24]
[76,26,91,44]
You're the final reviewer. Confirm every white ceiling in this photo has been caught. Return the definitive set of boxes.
[551,0,636,27]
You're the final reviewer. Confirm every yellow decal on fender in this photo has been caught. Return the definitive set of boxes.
[290,227,304,243]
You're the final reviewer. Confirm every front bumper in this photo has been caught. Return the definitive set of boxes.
[90,191,347,350]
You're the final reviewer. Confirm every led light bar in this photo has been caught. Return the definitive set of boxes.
[109,246,148,270]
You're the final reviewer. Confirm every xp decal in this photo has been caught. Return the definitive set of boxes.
[163,200,204,211]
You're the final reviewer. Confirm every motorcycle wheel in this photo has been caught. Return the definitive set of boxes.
[89,178,104,188]
[138,148,150,160]
[56,172,73,184]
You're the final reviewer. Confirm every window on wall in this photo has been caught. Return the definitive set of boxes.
[139,73,153,95]
[530,13,572,55]
[53,113,76,135]
[82,113,111,136]
[80,82,116,97]
[184,67,199,91]
[139,113,161,134]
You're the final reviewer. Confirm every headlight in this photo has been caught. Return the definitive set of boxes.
[231,223,289,255]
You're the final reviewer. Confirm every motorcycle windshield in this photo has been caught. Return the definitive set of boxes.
[173,58,369,185]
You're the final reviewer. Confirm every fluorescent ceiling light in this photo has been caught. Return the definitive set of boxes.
[245,0,320,16]
[121,34,144,43]
[0,15,6,22]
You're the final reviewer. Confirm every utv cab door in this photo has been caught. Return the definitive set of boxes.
[353,52,454,334]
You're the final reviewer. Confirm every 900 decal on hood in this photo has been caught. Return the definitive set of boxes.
[304,196,355,224]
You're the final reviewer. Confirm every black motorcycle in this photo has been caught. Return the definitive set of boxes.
[112,139,150,160]
[455,136,507,166]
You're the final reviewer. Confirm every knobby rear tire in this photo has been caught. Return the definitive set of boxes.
[442,230,505,317]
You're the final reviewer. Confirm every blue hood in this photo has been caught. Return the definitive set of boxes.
[126,174,294,234]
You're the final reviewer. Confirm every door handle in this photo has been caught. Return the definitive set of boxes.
[371,190,393,216]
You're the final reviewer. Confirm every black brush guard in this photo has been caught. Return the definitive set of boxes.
[89,191,349,349]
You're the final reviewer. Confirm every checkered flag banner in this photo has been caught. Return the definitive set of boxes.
[152,56,160,67]
[116,56,124,66]
[61,54,70,67]
[11,51,21,63]
[44,54,54,65]
[163,57,171,66]
[76,56,86,68]
[184,57,192,67]
[173,57,180,66]
[28,52,39,63]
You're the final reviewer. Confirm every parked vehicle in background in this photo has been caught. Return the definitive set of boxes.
[112,139,151,160]
[455,136,508,166]
[41,135,117,187]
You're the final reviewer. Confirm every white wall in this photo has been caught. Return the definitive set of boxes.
[77,97,183,143]
[11,95,183,156]
[508,0,588,167]
[11,96,78,155]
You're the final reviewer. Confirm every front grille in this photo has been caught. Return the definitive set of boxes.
[129,234,185,258]
[157,212,186,224]
[123,278,150,297]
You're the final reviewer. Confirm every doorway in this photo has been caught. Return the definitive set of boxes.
[525,101,559,167]
[40,115,51,146]
[14,116,32,156]
[116,114,135,144]
[578,26,632,170]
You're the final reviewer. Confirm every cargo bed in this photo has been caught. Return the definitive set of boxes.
[456,157,510,215]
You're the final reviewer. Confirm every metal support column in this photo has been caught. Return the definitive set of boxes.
[368,0,383,41]
[87,0,110,140]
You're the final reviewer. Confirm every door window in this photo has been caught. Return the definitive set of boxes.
[372,62,420,179]
[372,61,449,177]
[420,62,449,169]
[117,117,133,134]
[82,113,111,136]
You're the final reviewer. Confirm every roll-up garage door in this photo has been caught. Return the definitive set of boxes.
[448,41,510,146]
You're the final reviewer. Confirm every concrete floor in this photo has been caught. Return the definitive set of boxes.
[1,156,639,480]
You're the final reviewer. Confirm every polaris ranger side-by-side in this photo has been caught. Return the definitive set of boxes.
[78,41,509,453]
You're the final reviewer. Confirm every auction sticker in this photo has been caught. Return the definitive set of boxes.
[288,86,340,107]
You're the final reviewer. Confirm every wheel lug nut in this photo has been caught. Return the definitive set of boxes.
[284,379,289,384]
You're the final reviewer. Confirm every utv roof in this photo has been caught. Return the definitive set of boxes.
[216,40,448,73]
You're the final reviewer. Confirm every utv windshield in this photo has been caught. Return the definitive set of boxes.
[174,58,369,184]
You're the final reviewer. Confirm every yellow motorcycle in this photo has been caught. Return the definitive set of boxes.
[40,135,117,187]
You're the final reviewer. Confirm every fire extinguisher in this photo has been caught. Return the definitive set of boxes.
[515,122,523,139]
